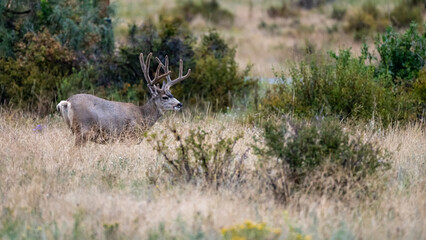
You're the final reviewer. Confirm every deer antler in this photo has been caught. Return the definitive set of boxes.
[155,55,191,91]
[139,53,171,95]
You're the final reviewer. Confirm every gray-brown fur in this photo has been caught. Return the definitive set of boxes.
[57,53,191,146]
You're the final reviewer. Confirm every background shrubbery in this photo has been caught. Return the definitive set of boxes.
[175,0,234,27]
[261,24,425,124]
[344,1,390,41]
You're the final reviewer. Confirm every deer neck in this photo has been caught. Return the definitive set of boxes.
[139,98,163,128]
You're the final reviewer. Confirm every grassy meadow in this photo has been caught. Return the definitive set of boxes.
[1,0,425,239]
[0,109,424,239]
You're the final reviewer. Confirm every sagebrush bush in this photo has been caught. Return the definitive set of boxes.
[148,127,246,188]
[253,118,391,201]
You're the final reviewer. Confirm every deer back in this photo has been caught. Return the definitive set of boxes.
[66,94,144,134]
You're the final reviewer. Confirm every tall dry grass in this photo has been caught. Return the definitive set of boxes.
[0,109,424,239]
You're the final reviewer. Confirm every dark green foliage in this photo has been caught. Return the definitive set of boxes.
[187,30,254,111]
[253,118,391,201]
[149,127,245,188]
[0,30,75,114]
[101,17,195,103]
[0,0,114,58]
[414,67,426,103]
[0,0,114,114]
[261,48,393,122]
[376,23,426,86]
[122,26,252,111]
[261,41,424,124]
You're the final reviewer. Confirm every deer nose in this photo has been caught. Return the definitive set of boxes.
[177,103,183,108]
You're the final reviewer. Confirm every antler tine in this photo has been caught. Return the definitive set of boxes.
[152,61,165,85]
[155,55,191,91]
[165,58,191,90]
[155,56,171,87]
[179,58,183,78]
[140,52,171,95]
[139,53,150,83]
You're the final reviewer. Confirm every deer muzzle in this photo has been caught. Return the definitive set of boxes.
[174,102,183,111]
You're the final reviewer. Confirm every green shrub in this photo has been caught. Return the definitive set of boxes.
[0,0,114,58]
[42,0,114,55]
[148,126,246,188]
[376,23,426,86]
[390,2,422,28]
[261,48,394,122]
[253,118,391,201]
[56,67,97,101]
[0,30,74,115]
[344,2,390,41]
[187,30,253,111]
[261,44,423,123]
[93,18,251,111]
[414,67,426,103]
[0,0,114,114]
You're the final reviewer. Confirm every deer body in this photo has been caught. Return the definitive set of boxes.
[57,53,190,146]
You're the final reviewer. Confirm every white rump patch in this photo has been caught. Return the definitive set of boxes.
[57,101,72,128]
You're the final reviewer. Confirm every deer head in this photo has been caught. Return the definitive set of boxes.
[139,53,191,112]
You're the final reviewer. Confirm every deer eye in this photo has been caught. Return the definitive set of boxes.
[162,96,169,100]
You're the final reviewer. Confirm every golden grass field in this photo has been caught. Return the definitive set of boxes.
[0,109,424,239]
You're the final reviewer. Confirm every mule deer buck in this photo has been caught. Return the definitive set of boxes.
[56,53,191,146]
